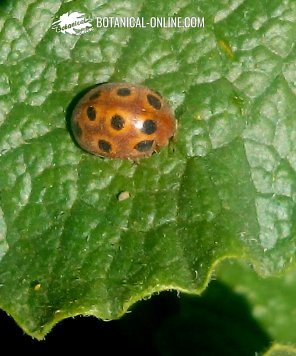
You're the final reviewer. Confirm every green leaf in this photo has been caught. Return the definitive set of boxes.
[1,0,296,340]
[263,345,296,356]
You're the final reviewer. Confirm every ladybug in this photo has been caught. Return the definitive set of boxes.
[71,82,176,159]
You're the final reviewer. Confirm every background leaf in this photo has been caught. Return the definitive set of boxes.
[217,260,296,346]
[0,0,296,346]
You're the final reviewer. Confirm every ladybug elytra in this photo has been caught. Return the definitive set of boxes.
[71,82,176,159]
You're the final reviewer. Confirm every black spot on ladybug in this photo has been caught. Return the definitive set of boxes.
[111,115,125,130]
[117,88,131,96]
[98,140,112,153]
[141,120,157,135]
[73,121,82,137]
[89,90,101,100]
[147,94,161,110]
[134,140,154,152]
[87,106,96,121]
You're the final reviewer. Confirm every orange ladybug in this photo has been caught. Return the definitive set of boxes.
[71,82,176,159]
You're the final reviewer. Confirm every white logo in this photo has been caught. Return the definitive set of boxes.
[52,11,93,35]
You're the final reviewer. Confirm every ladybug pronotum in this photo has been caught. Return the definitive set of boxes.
[71,82,176,159]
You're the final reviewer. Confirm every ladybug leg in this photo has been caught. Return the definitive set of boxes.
[131,158,140,165]
[153,145,161,153]
[168,136,177,154]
